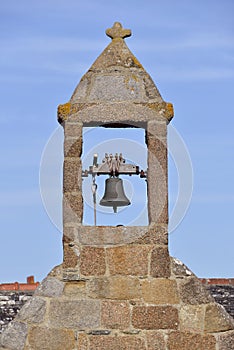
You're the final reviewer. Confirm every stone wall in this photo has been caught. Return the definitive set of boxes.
[1,278,233,334]
[1,261,234,350]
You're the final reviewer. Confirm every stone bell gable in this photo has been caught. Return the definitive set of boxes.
[1,22,233,350]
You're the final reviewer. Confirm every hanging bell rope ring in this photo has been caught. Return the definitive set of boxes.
[100,177,131,213]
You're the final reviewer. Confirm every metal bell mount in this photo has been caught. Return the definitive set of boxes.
[82,153,147,220]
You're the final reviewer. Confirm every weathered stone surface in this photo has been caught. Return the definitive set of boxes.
[48,264,63,279]
[63,244,79,268]
[179,305,205,333]
[147,128,168,224]
[34,277,64,297]
[204,303,234,332]
[88,276,141,300]
[64,281,86,298]
[70,78,89,103]
[217,330,234,350]
[132,306,179,330]
[68,102,170,125]
[178,277,214,304]
[101,301,130,329]
[147,135,167,167]
[77,333,89,350]
[64,136,83,157]
[142,279,179,304]
[146,331,166,350]
[77,225,149,246]
[147,166,167,224]
[1,321,27,350]
[107,245,150,276]
[64,121,83,138]
[171,257,193,277]
[28,327,75,350]
[89,335,146,350]
[147,119,167,139]
[80,247,106,276]
[63,226,76,243]
[134,224,168,245]
[167,331,216,350]
[15,296,46,323]
[155,202,168,225]
[150,246,171,278]
[62,268,80,281]
[89,75,148,102]
[49,300,100,328]
[63,158,82,192]
[63,192,83,224]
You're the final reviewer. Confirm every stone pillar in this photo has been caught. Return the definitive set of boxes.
[62,121,83,269]
[147,118,168,224]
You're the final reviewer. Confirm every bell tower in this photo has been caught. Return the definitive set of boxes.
[1,22,233,350]
[59,21,173,252]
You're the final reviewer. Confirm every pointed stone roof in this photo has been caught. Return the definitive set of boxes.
[58,22,174,125]
[70,22,163,104]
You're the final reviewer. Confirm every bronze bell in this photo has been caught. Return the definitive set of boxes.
[100,177,131,213]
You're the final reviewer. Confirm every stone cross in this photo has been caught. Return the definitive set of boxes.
[106,21,131,40]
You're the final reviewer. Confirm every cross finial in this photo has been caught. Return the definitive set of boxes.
[106,22,132,40]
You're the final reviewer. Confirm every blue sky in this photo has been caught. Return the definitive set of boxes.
[0,0,233,282]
